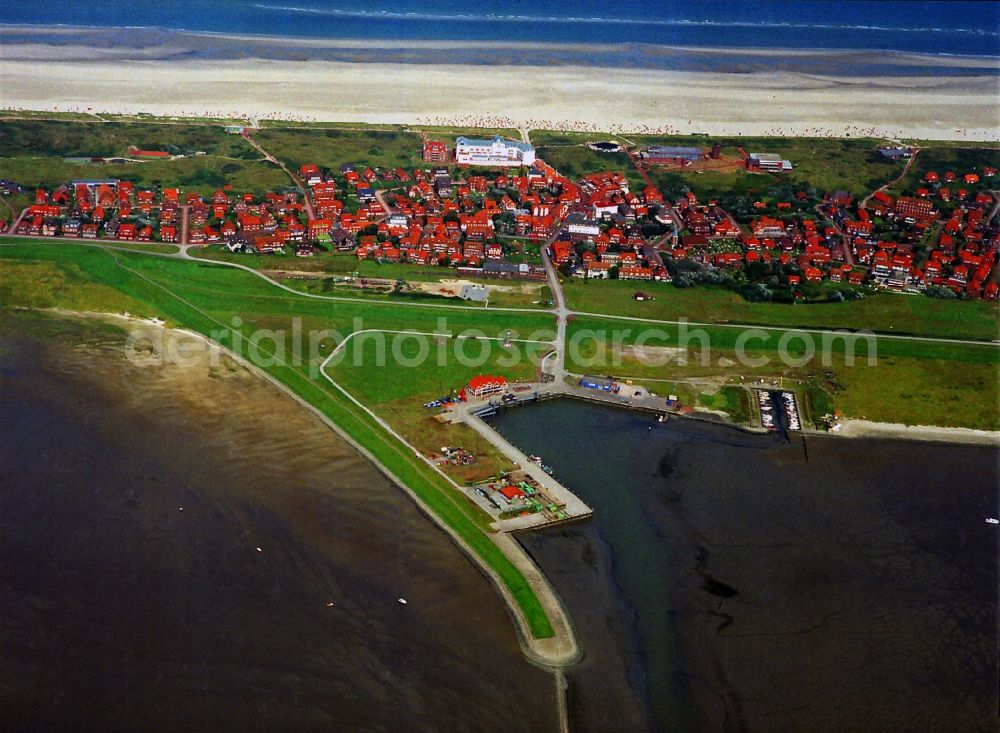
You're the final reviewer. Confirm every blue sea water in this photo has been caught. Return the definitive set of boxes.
[7,0,1000,56]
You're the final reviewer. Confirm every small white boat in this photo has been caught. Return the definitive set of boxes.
[398,597,408,605]
[986,518,999,525]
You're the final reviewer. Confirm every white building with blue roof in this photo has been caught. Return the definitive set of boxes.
[455,135,535,167]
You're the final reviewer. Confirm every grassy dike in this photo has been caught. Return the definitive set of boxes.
[0,239,558,640]
[562,279,1000,342]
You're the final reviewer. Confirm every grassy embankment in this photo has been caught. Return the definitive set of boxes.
[562,279,1000,342]
[0,239,557,639]
[563,316,1000,430]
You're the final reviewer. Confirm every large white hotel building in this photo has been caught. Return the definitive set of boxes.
[454,135,536,167]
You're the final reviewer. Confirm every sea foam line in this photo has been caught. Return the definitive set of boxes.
[251,4,999,37]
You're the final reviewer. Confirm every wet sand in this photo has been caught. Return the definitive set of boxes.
[0,313,557,732]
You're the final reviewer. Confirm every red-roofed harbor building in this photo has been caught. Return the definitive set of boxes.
[467,375,507,398]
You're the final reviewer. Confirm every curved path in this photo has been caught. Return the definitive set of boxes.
[4,234,998,351]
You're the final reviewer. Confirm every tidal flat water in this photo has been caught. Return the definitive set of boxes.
[0,315,557,732]
[490,398,999,733]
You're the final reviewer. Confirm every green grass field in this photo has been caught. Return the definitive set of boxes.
[564,315,1000,430]
[252,127,426,172]
[191,248,550,308]
[0,119,257,158]
[328,331,550,483]
[563,279,1000,341]
[0,156,289,197]
[0,238,557,638]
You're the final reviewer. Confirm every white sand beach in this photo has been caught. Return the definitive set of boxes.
[1,35,998,139]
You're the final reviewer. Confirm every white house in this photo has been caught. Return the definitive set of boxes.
[455,136,535,167]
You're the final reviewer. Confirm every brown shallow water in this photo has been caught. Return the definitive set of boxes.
[0,314,557,732]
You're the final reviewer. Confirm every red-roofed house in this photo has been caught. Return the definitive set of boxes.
[422,140,448,162]
[299,163,322,186]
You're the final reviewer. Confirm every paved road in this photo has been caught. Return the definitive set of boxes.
[539,233,569,381]
[179,204,190,245]
[813,202,856,266]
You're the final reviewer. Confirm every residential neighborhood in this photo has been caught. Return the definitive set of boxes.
[6,136,1000,301]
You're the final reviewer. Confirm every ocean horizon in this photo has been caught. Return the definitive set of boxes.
[5,0,1000,58]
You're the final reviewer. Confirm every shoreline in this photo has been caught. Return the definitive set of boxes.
[3,23,999,65]
[835,418,1000,446]
[172,321,583,671]
[1,31,997,139]
[12,307,581,672]
[463,381,1000,447]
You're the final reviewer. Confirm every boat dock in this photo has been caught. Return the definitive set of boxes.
[754,388,802,437]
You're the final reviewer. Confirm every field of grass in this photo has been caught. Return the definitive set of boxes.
[0,155,289,197]
[328,331,549,483]
[105,242,181,255]
[193,247,455,279]
[563,279,1000,341]
[0,238,557,638]
[564,316,1000,430]
[252,127,426,172]
[191,248,550,308]
[1,110,103,122]
[332,333,547,405]
[0,258,149,314]
[696,386,752,424]
[0,119,256,159]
